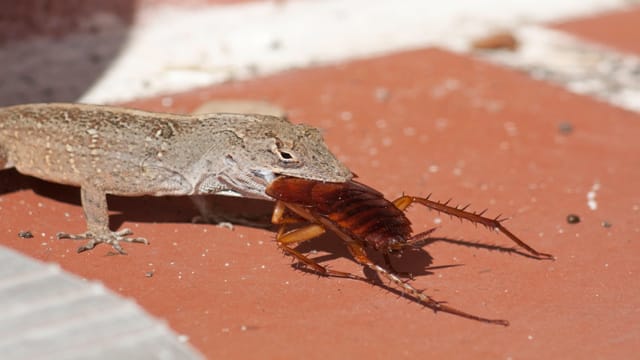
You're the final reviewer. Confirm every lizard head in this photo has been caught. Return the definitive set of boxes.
[248,116,353,179]
[212,114,353,199]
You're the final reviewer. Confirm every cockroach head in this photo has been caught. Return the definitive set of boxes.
[365,232,407,253]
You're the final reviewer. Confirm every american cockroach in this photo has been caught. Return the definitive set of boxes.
[265,176,553,326]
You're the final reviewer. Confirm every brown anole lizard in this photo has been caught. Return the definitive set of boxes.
[0,103,352,253]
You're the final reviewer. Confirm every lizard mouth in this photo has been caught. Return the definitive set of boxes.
[251,169,277,183]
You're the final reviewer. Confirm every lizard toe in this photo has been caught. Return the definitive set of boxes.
[59,228,148,253]
[77,239,98,253]
[114,228,133,236]
[57,231,92,240]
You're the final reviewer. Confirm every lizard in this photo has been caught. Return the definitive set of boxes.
[0,103,353,253]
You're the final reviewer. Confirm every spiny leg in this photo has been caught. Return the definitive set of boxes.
[273,202,366,280]
[276,225,367,280]
[272,201,322,269]
[404,227,438,247]
[346,242,509,326]
[393,195,553,259]
[271,200,308,225]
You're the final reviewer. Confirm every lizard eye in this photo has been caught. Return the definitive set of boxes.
[273,139,301,167]
[278,150,293,160]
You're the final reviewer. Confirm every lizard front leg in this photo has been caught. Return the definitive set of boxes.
[56,186,148,254]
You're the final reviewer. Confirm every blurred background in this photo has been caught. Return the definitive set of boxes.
[2,0,638,111]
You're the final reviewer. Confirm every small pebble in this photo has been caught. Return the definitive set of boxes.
[18,231,34,239]
[601,221,612,228]
[566,214,580,224]
[558,122,573,135]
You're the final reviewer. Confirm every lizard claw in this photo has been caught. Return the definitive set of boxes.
[56,229,148,254]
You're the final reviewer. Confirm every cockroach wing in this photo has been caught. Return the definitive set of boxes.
[266,177,383,209]
[266,176,321,205]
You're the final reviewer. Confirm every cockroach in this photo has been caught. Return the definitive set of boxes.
[265,176,553,326]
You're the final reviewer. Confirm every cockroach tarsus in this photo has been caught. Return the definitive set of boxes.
[266,177,553,327]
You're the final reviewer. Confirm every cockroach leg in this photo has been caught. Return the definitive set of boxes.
[393,195,553,260]
[404,227,438,247]
[277,223,326,245]
[271,201,306,225]
[347,242,509,326]
[274,211,366,280]
[274,200,358,278]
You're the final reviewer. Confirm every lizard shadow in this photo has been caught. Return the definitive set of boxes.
[0,170,275,230]
[1,170,535,268]
[0,170,439,275]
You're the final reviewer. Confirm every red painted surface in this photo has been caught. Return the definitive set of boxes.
[554,5,640,55]
[2,46,638,358]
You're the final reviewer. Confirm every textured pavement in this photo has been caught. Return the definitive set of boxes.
[1,1,639,359]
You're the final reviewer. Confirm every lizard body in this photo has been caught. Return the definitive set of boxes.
[0,103,352,253]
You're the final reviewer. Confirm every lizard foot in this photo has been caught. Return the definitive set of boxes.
[56,228,148,254]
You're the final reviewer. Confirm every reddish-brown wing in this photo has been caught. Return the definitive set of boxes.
[266,177,411,250]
